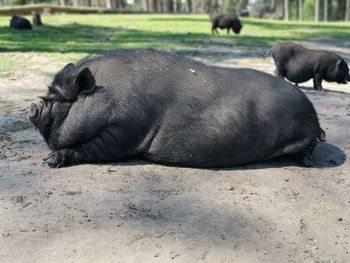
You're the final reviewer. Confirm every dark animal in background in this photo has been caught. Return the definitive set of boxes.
[30,49,324,168]
[211,14,243,35]
[257,6,283,19]
[270,42,350,91]
[33,13,43,27]
[9,16,32,30]
[239,9,250,17]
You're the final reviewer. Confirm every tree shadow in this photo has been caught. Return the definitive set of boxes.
[244,19,350,32]
[203,142,346,171]
[311,142,347,168]
[299,85,350,95]
[106,142,346,171]
[149,16,210,22]
[80,141,346,257]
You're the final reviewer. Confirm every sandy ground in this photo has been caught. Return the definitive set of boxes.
[0,43,350,263]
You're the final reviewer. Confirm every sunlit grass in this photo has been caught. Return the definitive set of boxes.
[1,14,349,52]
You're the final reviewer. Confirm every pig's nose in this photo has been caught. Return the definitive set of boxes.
[30,103,38,119]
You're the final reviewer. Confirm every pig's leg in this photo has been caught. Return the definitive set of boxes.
[211,26,216,35]
[46,90,118,150]
[292,139,318,167]
[44,148,84,168]
[274,66,284,78]
[44,127,139,168]
[313,74,323,91]
[212,27,219,35]
[227,28,230,35]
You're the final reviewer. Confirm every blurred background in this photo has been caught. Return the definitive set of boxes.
[0,0,349,94]
[0,0,349,21]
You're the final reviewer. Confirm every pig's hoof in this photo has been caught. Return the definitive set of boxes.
[44,149,71,168]
[293,154,313,167]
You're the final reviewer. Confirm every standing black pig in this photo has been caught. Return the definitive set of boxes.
[211,14,243,35]
[30,49,325,168]
[271,42,350,91]
[9,16,32,30]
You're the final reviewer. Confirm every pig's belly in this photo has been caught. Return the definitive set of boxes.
[142,117,312,167]
[284,63,312,84]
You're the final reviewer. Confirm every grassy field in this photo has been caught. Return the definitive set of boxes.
[0,14,350,74]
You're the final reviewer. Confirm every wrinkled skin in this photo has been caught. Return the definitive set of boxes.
[9,16,32,30]
[211,14,243,35]
[30,49,324,168]
[271,42,350,91]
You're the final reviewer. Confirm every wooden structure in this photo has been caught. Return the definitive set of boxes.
[0,4,146,15]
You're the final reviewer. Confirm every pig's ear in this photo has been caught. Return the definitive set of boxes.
[63,63,75,72]
[72,67,95,93]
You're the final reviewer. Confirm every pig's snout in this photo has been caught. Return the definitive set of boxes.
[29,101,50,125]
[346,74,350,82]
[30,103,38,119]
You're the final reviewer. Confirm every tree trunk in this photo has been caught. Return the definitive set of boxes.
[175,0,182,12]
[193,0,202,13]
[106,0,112,8]
[315,0,320,21]
[165,0,174,12]
[331,0,338,20]
[324,0,328,21]
[142,0,147,11]
[91,0,98,7]
[157,0,165,13]
[187,0,192,12]
[206,0,212,14]
[298,0,303,20]
[220,0,226,13]
[346,0,350,21]
[149,0,158,11]
[271,0,276,9]
[236,0,247,13]
[284,0,289,21]
[149,0,152,11]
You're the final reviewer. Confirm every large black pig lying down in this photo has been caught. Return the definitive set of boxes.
[30,49,325,168]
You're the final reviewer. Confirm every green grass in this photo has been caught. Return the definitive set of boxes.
[1,14,349,52]
[0,14,349,74]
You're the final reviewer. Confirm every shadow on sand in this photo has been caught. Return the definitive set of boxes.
[106,142,346,171]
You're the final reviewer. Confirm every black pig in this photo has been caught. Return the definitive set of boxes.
[9,16,32,30]
[211,14,243,35]
[271,42,350,91]
[30,49,324,168]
